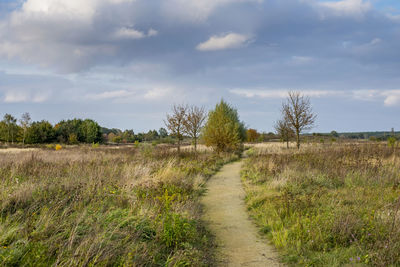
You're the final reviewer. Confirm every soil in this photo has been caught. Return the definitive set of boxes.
[201,160,283,267]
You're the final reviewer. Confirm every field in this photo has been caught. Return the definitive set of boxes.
[0,145,237,266]
[242,143,400,266]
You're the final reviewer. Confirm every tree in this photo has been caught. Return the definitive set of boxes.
[274,119,294,148]
[165,104,188,153]
[3,114,17,144]
[26,120,55,144]
[246,128,260,143]
[81,119,102,143]
[330,130,339,138]
[20,112,31,145]
[202,100,246,152]
[282,91,316,149]
[183,105,206,151]
[159,128,168,138]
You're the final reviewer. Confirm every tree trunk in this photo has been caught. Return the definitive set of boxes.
[296,130,300,149]
[286,139,289,149]
[194,137,197,152]
[177,138,181,154]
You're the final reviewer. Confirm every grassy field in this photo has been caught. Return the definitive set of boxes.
[242,143,400,266]
[0,145,237,266]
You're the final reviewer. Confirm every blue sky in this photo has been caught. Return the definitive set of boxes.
[0,0,400,133]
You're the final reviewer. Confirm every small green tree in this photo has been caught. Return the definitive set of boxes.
[20,112,31,145]
[202,100,245,152]
[388,137,397,149]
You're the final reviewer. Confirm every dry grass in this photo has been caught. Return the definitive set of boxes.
[0,145,238,266]
[242,142,400,266]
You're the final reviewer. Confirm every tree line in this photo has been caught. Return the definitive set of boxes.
[1,91,316,148]
[0,114,103,144]
[165,92,316,152]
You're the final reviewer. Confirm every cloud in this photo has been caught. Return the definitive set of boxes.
[231,89,400,107]
[230,89,341,98]
[3,90,51,103]
[381,90,400,106]
[85,86,178,102]
[196,33,251,51]
[114,27,158,40]
[86,90,133,100]
[161,0,262,23]
[143,87,172,100]
[319,0,371,17]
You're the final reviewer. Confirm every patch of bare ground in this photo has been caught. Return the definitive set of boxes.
[201,160,283,266]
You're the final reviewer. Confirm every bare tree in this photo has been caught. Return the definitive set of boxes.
[164,104,188,153]
[274,119,294,148]
[282,91,316,149]
[20,112,31,145]
[183,105,206,152]
[3,114,17,144]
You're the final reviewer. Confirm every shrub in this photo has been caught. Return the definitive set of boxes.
[202,100,245,152]
[55,144,62,150]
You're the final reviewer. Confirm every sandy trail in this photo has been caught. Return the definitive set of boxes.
[201,160,282,267]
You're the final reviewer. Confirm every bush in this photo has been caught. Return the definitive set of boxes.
[202,100,245,152]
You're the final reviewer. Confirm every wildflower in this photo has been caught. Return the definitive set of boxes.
[357,256,360,261]
[350,258,353,262]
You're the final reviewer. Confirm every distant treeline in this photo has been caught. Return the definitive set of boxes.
[0,113,172,145]
[310,130,399,141]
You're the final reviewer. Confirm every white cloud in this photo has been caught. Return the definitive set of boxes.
[196,33,251,51]
[162,0,262,23]
[319,0,371,17]
[114,27,158,40]
[86,90,133,100]
[230,89,341,98]
[143,87,171,100]
[114,27,146,39]
[231,89,400,107]
[381,90,400,107]
[4,91,29,103]
[369,38,381,45]
[3,90,50,103]
[85,86,176,102]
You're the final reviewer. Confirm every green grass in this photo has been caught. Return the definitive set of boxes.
[242,144,400,266]
[0,145,238,266]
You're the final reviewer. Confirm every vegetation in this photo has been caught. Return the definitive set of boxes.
[246,128,260,143]
[0,146,238,266]
[275,119,294,148]
[202,100,246,152]
[183,106,206,152]
[242,143,400,266]
[280,92,316,149]
[165,104,188,153]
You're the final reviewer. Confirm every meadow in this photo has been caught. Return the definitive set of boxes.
[242,142,400,266]
[0,145,238,266]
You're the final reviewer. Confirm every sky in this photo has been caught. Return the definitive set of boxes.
[0,0,400,133]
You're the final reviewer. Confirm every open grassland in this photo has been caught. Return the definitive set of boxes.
[242,143,400,266]
[0,145,238,266]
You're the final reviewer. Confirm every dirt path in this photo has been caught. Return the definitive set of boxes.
[201,160,282,267]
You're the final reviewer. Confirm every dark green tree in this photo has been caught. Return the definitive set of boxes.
[26,120,55,144]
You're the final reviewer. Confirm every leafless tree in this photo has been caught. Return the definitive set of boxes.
[165,104,188,153]
[20,112,31,145]
[274,119,294,148]
[183,105,206,152]
[3,113,17,144]
[282,91,316,149]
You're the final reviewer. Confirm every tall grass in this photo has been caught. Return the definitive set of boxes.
[242,143,400,266]
[0,145,237,266]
